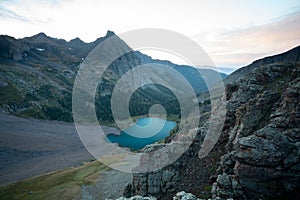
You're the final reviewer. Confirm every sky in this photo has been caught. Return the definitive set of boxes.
[0,0,300,73]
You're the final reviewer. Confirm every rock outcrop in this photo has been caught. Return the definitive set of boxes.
[125,56,300,199]
[124,102,226,199]
[112,191,204,200]
[212,62,300,199]
[172,191,198,200]
[111,196,157,200]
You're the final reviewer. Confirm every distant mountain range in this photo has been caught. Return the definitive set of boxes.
[0,31,226,122]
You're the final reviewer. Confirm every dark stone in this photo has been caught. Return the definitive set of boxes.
[123,183,133,198]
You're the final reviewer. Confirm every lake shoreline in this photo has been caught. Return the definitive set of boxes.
[107,117,176,150]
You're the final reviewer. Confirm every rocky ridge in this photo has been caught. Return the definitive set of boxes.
[223,45,300,85]
[123,47,300,199]
[212,62,300,199]
[0,32,225,122]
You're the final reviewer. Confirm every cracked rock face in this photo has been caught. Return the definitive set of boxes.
[124,61,300,200]
[125,114,224,199]
[213,62,300,199]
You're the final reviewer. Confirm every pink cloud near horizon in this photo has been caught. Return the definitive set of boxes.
[194,11,300,68]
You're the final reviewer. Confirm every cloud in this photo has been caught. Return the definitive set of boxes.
[0,6,30,22]
[0,0,57,24]
[193,10,300,68]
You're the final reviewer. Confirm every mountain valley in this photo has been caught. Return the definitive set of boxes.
[0,31,299,200]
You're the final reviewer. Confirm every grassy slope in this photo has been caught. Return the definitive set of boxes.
[0,160,109,200]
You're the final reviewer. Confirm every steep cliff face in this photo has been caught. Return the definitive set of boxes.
[127,123,225,199]
[126,95,226,199]
[127,56,300,199]
[212,62,300,199]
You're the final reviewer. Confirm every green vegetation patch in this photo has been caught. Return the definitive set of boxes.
[0,160,109,200]
[0,82,22,104]
[17,107,45,119]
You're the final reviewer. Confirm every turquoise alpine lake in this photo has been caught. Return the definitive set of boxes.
[107,118,176,150]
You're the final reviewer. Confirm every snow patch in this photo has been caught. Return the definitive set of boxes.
[36,48,45,52]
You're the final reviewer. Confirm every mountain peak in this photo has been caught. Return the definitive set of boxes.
[69,37,85,46]
[36,32,47,37]
[31,32,49,39]
[105,30,115,37]
[22,32,52,43]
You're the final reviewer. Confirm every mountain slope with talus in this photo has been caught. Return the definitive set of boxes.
[0,31,111,121]
[0,31,225,123]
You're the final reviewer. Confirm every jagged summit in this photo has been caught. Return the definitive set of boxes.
[69,37,85,46]
[105,30,116,37]
[23,32,51,42]
[69,30,116,46]
[32,32,48,38]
